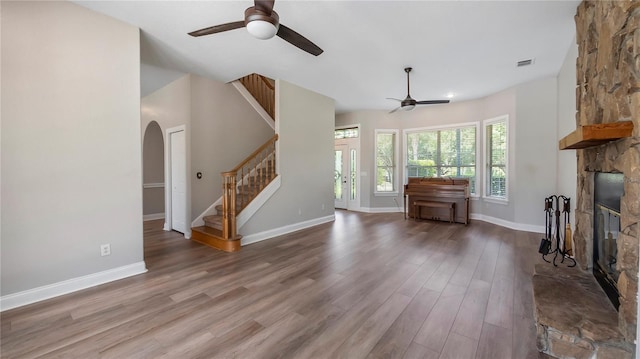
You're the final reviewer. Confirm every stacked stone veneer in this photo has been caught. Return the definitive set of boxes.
[534,264,633,358]
[573,0,640,346]
[533,2,640,357]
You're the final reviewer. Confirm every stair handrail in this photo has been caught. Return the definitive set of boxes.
[220,134,278,240]
[226,134,278,174]
[258,74,274,90]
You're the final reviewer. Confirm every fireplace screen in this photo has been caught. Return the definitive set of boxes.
[593,172,623,310]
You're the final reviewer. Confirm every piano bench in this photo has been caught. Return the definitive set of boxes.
[413,200,456,223]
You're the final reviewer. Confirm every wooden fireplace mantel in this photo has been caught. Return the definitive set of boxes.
[559,121,634,150]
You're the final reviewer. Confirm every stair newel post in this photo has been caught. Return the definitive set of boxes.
[221,171,237,240]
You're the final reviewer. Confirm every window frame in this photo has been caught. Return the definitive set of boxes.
[483,115,509,202]
[374,129,399,196]
[403,122,480,196]
[334,126,359,139]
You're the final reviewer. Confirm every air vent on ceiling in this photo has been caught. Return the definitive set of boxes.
[517,58,535,67]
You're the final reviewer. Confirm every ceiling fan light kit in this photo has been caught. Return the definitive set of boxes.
[245,8,279,39]
[246,20,278,39]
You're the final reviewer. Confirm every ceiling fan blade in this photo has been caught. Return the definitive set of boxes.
[277,24,323,56]
[254,0,275,15]
[416,100,451,105]
[389,107,402,114]
[386,98,402,102]
[188,21,245,37]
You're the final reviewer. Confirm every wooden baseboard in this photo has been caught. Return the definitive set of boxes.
[191,226,241,252]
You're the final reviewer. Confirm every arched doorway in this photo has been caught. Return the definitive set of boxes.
[142,121,165,224]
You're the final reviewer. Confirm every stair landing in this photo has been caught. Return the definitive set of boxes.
[191,226,241,253]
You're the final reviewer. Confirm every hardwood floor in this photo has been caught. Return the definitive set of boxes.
[1,211,547,358]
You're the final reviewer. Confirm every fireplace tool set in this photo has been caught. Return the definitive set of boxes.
[539,195,576,267]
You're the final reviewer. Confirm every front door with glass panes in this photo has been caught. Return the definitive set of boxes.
[334,127,359,210]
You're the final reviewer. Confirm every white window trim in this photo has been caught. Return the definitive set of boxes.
[374,129,399,196]
[402,121,480,196]
[483,115,509,203]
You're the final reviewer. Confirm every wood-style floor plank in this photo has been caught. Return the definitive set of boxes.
[451,278,492,340]
[333,292,412,358]
[403,342,440,359]
[1,211,546,359]
[367,287,440,358]
[439,332,478,359]
[475,322,513,359]
[412,289,466,352]
[484,274,515,330]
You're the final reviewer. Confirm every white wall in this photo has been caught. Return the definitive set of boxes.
[557,38,578,228]
[1,1,143,295]
[513,77,559,226]
[141,63,186,98]
[141,75,192,133]
[240,80,335,236]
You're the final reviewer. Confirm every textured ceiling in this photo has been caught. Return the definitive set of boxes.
[76,1,580,113]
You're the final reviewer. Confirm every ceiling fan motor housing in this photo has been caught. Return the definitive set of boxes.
[402,98,416,107]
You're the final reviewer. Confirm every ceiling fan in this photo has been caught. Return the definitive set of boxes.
[388,67,449,113]
[188,0,323,56]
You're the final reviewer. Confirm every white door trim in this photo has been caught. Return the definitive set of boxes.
[334,124,361,211]
[164,125,190,239]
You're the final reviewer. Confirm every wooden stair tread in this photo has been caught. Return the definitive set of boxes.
[191,226,241,253]
[192,225,223,237]
[203,214,223,231]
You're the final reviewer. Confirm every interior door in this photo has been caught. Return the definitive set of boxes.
[334,144,348,209]
[170,130,187,233]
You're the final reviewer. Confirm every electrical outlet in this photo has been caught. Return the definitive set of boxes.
[322,204,325,210]
[100,244,111,256]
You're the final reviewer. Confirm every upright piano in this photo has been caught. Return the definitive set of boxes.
[404,177,470,224]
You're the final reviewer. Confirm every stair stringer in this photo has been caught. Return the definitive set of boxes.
[237,175,281,229]
[190,175,281,230]
[232,81,275,130]
[191,197,222,227]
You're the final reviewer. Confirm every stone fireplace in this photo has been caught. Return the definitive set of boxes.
[573,0,640,345]
[533,1,639,358]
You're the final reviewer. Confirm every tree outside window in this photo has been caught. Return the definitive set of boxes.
[406,125,477,194]
[485,116,508,199]
[375,131,397,193]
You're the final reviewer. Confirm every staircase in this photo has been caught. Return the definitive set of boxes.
[238,73,275,120]
[191,134,278,252]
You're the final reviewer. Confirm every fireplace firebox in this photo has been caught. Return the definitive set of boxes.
[593,172,624,310]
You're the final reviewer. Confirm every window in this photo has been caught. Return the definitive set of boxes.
[484,115,508,199]
[405,124,477,194]
[350,149,357,200]
[335,127,359,139]
[375,130,398,194]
